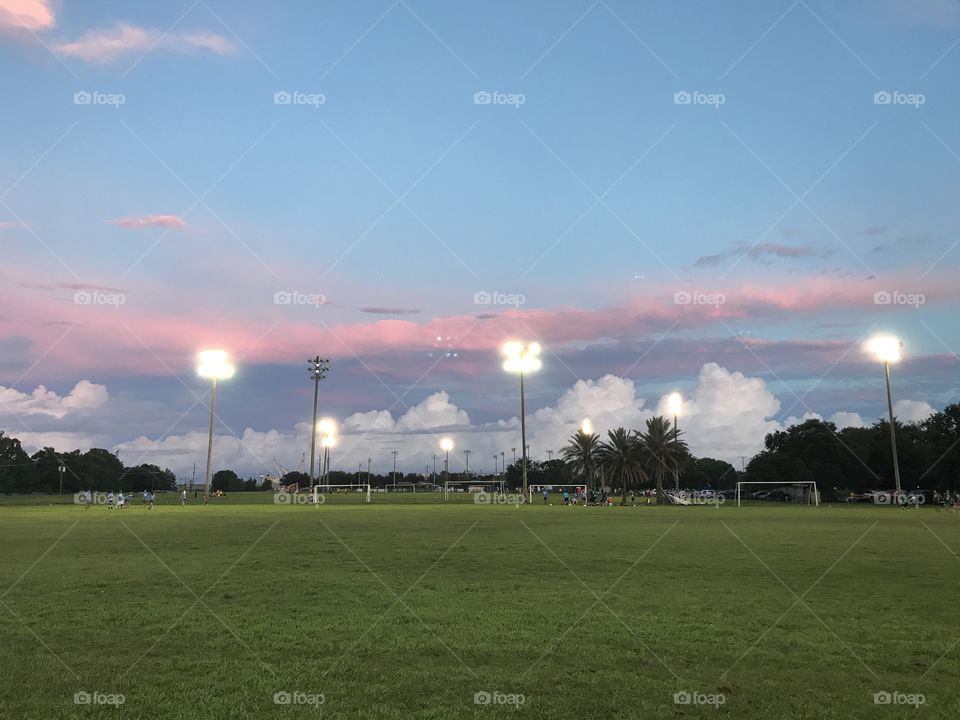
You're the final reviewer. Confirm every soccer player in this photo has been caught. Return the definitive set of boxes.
[542,488,549,504]
[107,491,114,510]
[180,489,187,505]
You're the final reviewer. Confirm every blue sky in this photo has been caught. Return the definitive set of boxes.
[1,0,959,475]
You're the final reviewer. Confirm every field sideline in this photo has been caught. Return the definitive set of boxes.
[1,498,958,718]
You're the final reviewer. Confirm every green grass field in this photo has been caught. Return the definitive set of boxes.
[1,496,958,718]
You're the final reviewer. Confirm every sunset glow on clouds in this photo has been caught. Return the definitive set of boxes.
[1,0,958,472]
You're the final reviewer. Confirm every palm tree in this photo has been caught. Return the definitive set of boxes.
[595,427,646,505]
[638,416,689,504]
[561,429,599,495]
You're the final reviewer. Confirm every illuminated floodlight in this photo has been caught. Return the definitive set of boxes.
[502,341,542,374]
[866,335,902,364]
[197,349,235,379]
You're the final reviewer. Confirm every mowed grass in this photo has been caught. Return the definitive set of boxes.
[1,497,959,719]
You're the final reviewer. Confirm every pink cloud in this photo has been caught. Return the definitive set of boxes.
[108,215,186,230]
[3,270,958,379]
[0,0,54,31]
[53,23,235,63]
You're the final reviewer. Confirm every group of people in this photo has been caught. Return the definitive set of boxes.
[933,491,960,509]
[79,489,192,508]
[541,488,626,507]
[541,487,655,507]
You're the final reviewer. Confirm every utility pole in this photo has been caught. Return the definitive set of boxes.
[392,450,398,490]
[512,448,516,464]
[432,454,437,483]
[464,449,471,475]
[547,450,553,460]
[307,356,331,490]
[191,463,197,493]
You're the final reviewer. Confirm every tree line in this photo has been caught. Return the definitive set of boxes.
[4,403,957,499]
[0,434,177,494]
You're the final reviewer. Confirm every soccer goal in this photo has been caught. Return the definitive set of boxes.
[312,483,372,504]
[735,481,819,507]
[443,478,504,501]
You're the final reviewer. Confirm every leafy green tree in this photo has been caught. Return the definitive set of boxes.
[596,427,646,505]
[686,457,737,489]
[561,429,600,493]
[0,432,32,493]
[211,469,239,492]
[637,416,688,504]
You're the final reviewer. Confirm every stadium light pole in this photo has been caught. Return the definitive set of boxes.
[392,450,398,490]
[321,435,335,488]
[502,341,542,504]
[580,419,594,495]
[464,449,470,476]
[197,350,235,502]
[867,335,904,497]
[317,418,337,489]
[307,357,331,490]
[440,438,453,500]
[668,392,683,491]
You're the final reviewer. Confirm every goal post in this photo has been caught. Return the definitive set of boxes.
[442,478,505,501]
[736,481,819,507]
[312,483,372,504]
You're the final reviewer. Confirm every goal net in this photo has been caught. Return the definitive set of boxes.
[735,481,819,507]
[312,483,372,504]
[442,478,504,501]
